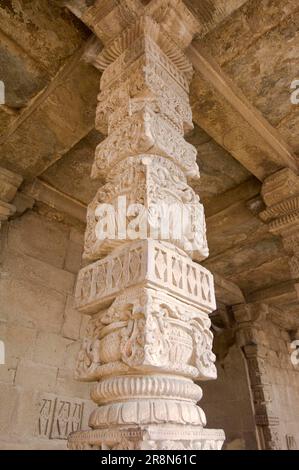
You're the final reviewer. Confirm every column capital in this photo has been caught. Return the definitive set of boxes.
[260,168,299,235]
[259,168,299,282]
[71,0,201,50]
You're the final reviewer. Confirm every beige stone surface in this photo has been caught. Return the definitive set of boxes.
[8,212,69,269]
[62,296,83,341]
[0,0,299,452]
[0,208,94,449]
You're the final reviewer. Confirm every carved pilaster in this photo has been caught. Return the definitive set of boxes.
[233,303,281,450]
[68,0,224,451]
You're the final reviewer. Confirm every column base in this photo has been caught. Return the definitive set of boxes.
[68,425,225,450]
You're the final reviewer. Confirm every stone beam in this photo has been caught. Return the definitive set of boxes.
[187,42,299,181]
[0,38,100,179]
[22,179,86,224]
[247,280,299,306]
[67,0,225,451]
[268,306,299,332]
[214,273,245,307]
[204,177,261,218]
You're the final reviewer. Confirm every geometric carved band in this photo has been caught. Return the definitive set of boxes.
[75,239,216,314]
[38,394,84,440]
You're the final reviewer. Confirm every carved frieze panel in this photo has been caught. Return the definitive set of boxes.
[261,168,299,207]
[37,394,84,440]
[260,169,299,282]
[260,169,299,239]
[286,435,298,450]
[51,399,84,440]
[37,394,57,439]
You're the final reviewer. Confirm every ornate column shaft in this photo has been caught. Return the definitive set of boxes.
[68,0,225,451]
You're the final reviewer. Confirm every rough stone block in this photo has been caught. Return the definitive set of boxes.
[3,249,75,295]
[64,240,83,274]
[15,359,57,392]
[0,365,16,384]
[0,383,19,436]
[70,228,85,246]
[11,388,39,439]
[63,341,81,372]
[55,372,90,400]
[62,295,82,340]
[8,212,69,269]
[0,276,66,333]
[3,323,37,362]
[34,332,72,368]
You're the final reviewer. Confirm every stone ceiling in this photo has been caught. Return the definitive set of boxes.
[0,0,299,325]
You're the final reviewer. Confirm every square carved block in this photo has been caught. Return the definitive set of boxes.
[76,239,215,315]
[75,285,217,381]
[84,155,206,262]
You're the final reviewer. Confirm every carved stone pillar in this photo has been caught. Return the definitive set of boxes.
[233,303,281,450]
[68,0,225,451]
[0,167,22,229]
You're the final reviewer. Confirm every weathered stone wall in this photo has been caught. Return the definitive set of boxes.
[0,209,93,450]
[201,343,258,450]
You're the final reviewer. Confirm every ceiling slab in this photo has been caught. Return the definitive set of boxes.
[188,43,298,180]
[0,43,100,179]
